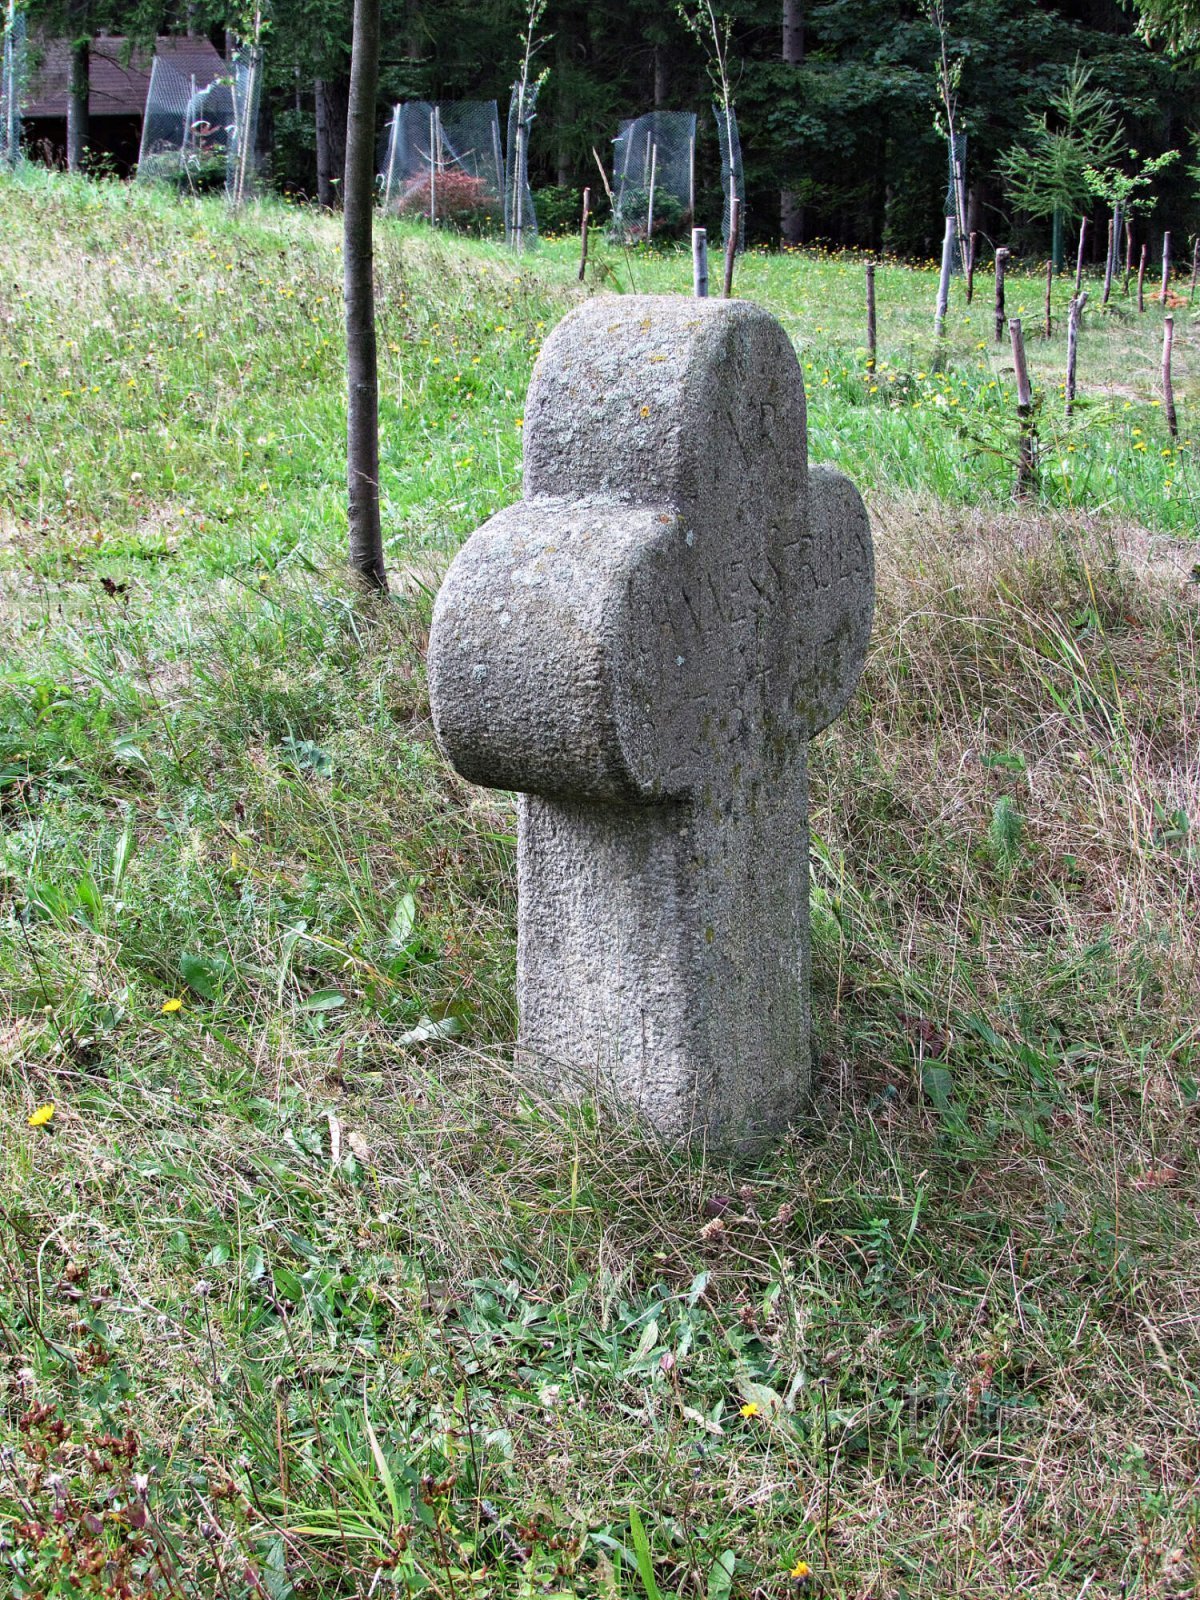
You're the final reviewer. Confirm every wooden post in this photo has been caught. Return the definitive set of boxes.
[1065,291,1086,417]
[994,247,1010,343]
[866,261,877,374]
[1161,230,1171,303]
[1009,317,1035,496]
[935,215,955,338]
[692,227,708,297]
[646,141,658,241]
[1102,212,1115,305]
[966,230,977,304]
[1163,315,1178,440]
[1190,237,1199,305]
[723,193,740,299]
[1074,215,1088,296]
[1124,217,1133,295]
[1137,244,1147,313]
[1044,258,1053,339]
[578,186,590,282]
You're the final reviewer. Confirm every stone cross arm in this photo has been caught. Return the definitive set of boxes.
[428,295,874,1144]
[431,297,871,810]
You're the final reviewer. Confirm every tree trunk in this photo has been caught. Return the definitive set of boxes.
[779,0,804,245]
[653,42,668,108]
[315,77,348,209]
[66,12,88,173]
[344,0,386,590]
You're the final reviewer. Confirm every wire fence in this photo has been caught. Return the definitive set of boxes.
[136,46,261,202]
[610,110,696,243]
[379,100,503,231]
[137,57,232,188]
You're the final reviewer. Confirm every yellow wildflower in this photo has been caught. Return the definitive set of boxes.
[161,997,184,1013]
[740,1402,760,1418]
[27,1104,55,1128]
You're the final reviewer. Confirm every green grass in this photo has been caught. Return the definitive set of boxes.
[1,170,1199,1598]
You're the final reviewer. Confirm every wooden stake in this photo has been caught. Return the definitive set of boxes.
[994,247,1010,343]
[1065,291,1086,417]
[723,193,740,299]
[1102,212,1115,305]
[866,261,877,373]
[966,230,977,304]
[646,141,658,241]
[1163,315,1178,440]
[578,186,590,282]
[692,227,708,297]
[1161,230,1171,303]
[1074,215,1088,296]
[1190,237,1199,305]
[1137,244,1147,314]
[1009,316,1035,496]
[1124,217,1133,295]
[1044,258,1053,339]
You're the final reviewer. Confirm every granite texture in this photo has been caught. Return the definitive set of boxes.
[428,294,873,1144]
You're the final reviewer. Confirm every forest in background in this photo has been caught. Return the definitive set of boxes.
[17,0,1200,259]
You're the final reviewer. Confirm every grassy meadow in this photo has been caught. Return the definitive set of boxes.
[1,170,1198,1598]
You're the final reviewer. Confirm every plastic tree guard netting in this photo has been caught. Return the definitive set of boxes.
[136,46,261,199]
[944,132,967,271]
[713,102,745,250]
[505,79,539,250]
[379,100,503,230]
[610,111,697,243]
[137,56,233,186]
[1,2,25,168]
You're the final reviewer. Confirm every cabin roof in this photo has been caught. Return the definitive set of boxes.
[25,35,226,120]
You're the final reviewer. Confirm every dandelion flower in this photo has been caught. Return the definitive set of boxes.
[740,1402,760,1418]
[161,997,184,1014]
[790,1559,811,1581]
[27,1104,55,1128]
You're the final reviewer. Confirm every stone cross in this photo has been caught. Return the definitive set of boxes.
[428,295,873,1145]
